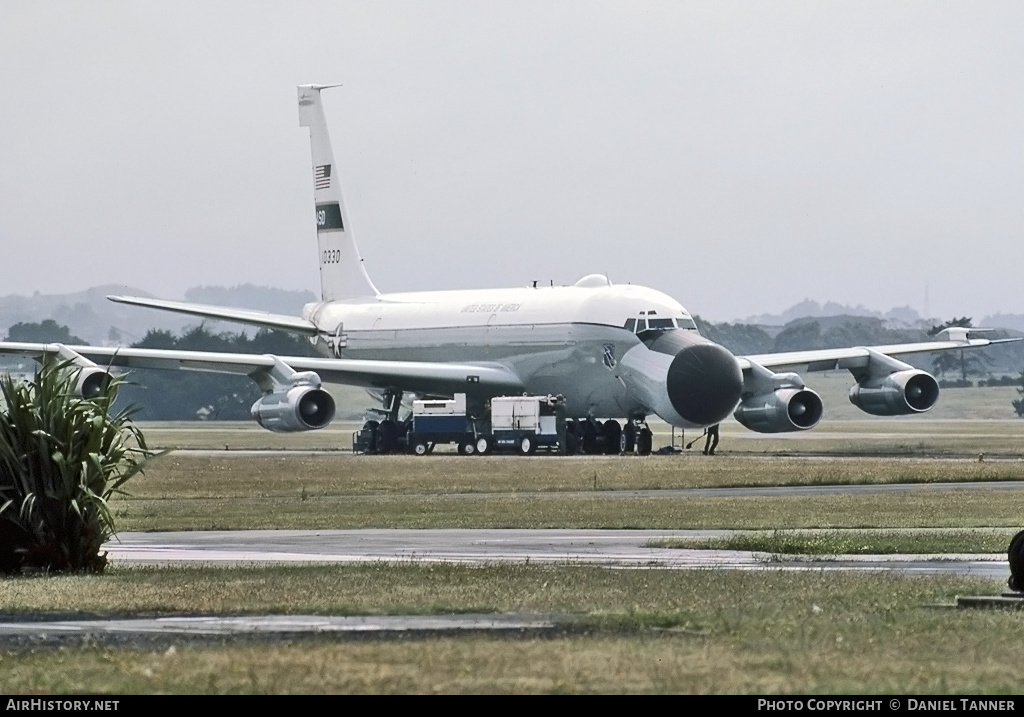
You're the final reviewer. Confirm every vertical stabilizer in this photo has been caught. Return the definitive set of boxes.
[298,84,379,302]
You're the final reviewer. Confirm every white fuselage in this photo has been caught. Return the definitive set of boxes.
[302,279,699,419]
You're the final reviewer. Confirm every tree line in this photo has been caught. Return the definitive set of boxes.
[4,316,1024,420]
[3,322,316,421]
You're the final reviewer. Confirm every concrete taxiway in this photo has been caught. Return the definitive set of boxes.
[0,612,579,647]
[5,527,1004,646]
[10,475,1017,644]
[103,527,1010,580]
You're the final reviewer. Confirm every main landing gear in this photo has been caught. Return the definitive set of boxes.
[562,418,652,456]
[353,389,407,455]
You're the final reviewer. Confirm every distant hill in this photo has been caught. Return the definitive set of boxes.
[0,284,316,345]
[744,300,927,328]
[183,284,317,314]
[981,313,1024,333]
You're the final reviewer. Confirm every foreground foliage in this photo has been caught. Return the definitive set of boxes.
[0,362,152,573]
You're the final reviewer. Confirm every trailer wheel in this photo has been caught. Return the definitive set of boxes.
[360,420,380,454]
[475,436,492,455]
[377,419,399,454]
[518,435,536,455]
[459,439,477,456]
[412,440,430,456]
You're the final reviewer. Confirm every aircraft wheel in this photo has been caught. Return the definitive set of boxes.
[1008,529,1024,591]
[602,420,621,455]
[518,435,536,455]
[564,430,580,456]
[620,422,637,453]
[637,427,653,456]
[581,421,598,454]
[475,436,492,455]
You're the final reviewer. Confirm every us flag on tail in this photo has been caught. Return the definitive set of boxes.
[314,164,331,190]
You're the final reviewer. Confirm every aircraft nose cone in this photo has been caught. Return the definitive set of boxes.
[666,343,743,426]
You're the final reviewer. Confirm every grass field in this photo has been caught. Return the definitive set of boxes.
[0,569,1019,693]
[112,449,1024,531]
[4,412,1024,694]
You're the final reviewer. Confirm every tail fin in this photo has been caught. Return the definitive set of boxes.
[298,84,379,302]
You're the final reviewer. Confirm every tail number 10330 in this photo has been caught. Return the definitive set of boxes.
[322,249,341,264]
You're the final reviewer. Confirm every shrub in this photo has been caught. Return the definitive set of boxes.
[0,361,154,573]
[980,375,1019,387]
[1013,369,1024,418]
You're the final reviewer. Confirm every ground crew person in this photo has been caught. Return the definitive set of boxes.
[703,423,720,455]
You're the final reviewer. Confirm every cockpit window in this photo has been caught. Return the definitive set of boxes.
[626,315,698,334]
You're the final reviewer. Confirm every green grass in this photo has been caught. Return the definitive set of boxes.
[5,416,1024,693]
[110,452,1024,531]
[0,568,1018,693]
[647,529,1017,555]
[131,452,1024,496]
[112,488,1024,531]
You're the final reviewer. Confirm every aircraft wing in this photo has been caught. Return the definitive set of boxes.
[738,337,1019,373]
[0,343,526,397]
[106,295,319,336]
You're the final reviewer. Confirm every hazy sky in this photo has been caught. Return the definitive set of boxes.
[2,2,1022,322]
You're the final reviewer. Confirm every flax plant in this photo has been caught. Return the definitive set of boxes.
[0,360,153,573]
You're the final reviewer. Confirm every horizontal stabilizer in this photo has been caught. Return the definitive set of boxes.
[107,295,318,336]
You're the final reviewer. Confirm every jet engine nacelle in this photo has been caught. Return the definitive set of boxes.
[74,367,114,400]
[618,330,743,428]
[251,384,336,432]
[848,369,939,416]
[733,387,824,433]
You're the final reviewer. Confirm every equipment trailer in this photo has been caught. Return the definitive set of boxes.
[405,393,565,455]
[353,393,654,456]
[406,393,481,455]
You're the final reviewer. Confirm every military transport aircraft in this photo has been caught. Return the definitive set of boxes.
[0,85,1014,455]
